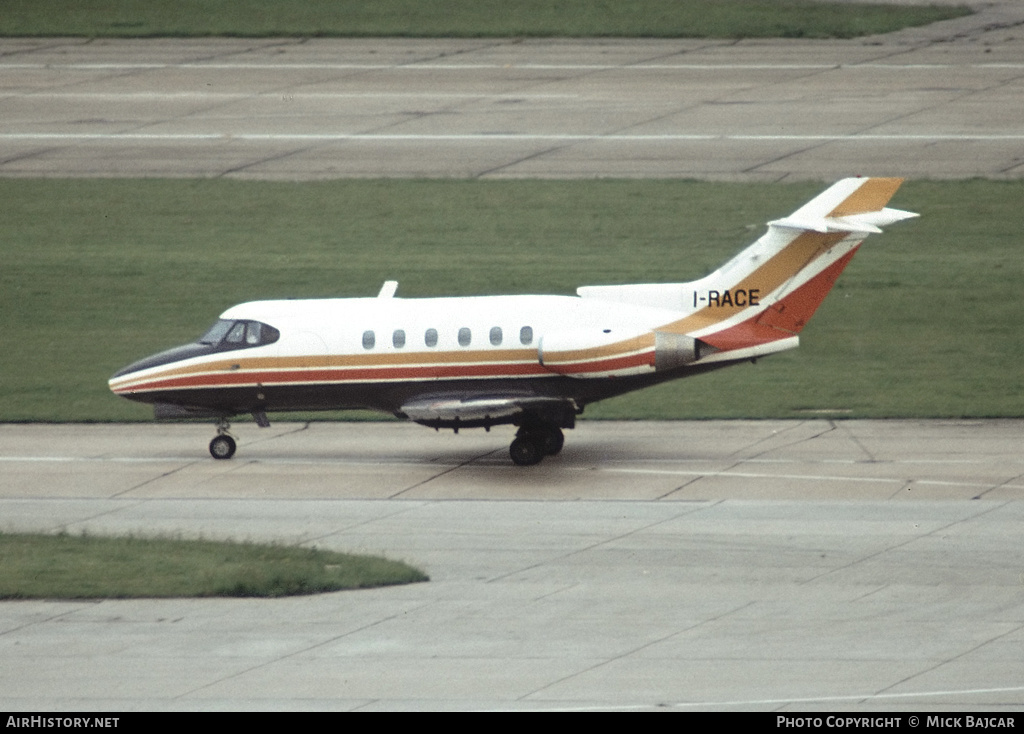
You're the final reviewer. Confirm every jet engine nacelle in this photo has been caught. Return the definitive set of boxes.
[653,331,713,371]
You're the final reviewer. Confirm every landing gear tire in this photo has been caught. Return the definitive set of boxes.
[516,424,564,458]
[209,434,236,460]
[538,427,564,456]
[510,436,544,466]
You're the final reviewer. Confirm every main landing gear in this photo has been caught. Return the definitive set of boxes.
[509,424,564,466]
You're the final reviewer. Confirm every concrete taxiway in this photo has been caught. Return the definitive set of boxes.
[1,421,1023,711]
[1,0,1024,181]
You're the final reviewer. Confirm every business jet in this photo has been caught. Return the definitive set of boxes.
[109,177,916,465]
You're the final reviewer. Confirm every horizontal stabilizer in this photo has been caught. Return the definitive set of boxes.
[770,206,918,234]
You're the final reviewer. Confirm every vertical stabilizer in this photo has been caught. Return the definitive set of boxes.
[660,177,917,351]
[578,178,917,354]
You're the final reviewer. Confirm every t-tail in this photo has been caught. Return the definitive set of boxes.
[578,177,918,359]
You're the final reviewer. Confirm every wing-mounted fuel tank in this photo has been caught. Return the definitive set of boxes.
[538,329,713,378]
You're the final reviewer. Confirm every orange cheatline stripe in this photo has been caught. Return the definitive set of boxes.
[541,348,655,376]
[828,177,903,217]
[541,333,655,364]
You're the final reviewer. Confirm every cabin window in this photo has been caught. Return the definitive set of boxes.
[489,326,503,346]
[458,327,472,347]
[393,329,406,348]
[362,330,376,350]
[520,326,533,345]
[425,328,438,347]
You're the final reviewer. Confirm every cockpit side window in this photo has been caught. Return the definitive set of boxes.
[198,319,280,351]
[261,324,280,344]
[226,321,247,344]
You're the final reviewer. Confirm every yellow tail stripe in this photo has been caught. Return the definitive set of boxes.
[828,177,903,217]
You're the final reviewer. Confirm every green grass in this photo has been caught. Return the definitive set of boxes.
[0,531,427,599]
[2,179,1021,421]
[0,0,972,39]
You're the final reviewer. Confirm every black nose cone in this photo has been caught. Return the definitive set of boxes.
[111,343,217,379]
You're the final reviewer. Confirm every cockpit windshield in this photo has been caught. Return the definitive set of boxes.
[198,319,280,350]
[199,319,234,345]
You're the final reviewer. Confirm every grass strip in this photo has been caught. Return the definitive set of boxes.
[2,178,1021,421]
[0,532,427,598]
[0,0,971,40]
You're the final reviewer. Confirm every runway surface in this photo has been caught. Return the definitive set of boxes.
[1,1,1023,181]
[3,1,1024,712]
[2,420,1023,711]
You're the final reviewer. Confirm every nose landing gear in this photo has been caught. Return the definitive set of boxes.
[209,419,237,460]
